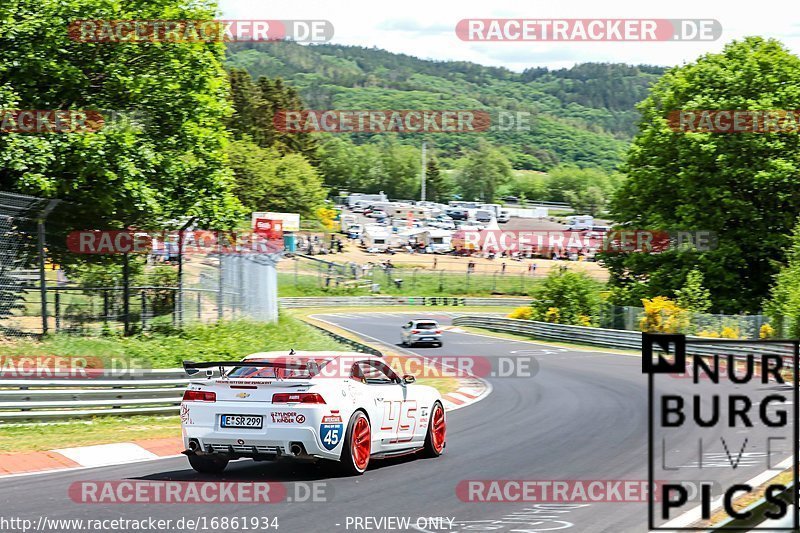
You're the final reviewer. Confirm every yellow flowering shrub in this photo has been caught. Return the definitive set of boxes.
[315,207,337,230]
[507,306,533,320]
[544,307,561,323]
[639,296,689,333]
[760,323,775,339]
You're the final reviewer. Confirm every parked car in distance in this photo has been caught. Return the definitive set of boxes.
[401,319,443,347]
[502,196,519,203]
[474,209,494,223]
[446,208,469,221]
[497,210,510,223]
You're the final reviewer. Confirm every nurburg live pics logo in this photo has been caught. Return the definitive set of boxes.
[643,333,800,530]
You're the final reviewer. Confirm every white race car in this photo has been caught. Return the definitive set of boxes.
[180,351,446,475]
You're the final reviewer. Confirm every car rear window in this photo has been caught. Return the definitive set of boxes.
[416,322,438,329]
[228,358,333,379]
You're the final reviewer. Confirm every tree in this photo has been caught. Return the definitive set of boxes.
[226,69,318,161]
[530,271,601,325]
[0,0,242,232]
[227,139,326,219]
[604,37,800,313]
[424,155,453,203]
[455,142,512,202]
[675,269,712,313]
[765,220,800,337]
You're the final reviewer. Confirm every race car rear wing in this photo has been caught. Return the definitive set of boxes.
[183,359,323,378]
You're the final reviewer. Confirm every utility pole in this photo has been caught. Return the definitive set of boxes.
[420,142,426,202]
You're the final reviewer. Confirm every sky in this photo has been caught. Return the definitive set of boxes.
[220,0,800,71]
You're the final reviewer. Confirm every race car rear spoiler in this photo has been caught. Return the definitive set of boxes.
[182,359,320,376]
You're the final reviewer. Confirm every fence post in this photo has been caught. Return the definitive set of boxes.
[197,291,202,320]
[140,290,147,331]
[217,255,224,321]
[438,270,444,293]
[54,290,61,333]
[122,253,131,336]
[37,219,48,335]
[103,290,109,327]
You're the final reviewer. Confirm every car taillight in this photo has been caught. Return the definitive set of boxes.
[272,393,326,404]
[411,330,419,334]
[435,330,442,334]
[183,390,216,402]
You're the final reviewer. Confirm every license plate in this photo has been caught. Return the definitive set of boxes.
[221,415,263,428]
[422,337,435,341]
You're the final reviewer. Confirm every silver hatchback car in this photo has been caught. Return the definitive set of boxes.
[401,319,443,347]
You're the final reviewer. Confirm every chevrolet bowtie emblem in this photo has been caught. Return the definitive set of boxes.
[236,392,250,398]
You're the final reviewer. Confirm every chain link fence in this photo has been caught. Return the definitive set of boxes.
[281,254,543,296]
[597,305,769,339]
[0,191,280,337]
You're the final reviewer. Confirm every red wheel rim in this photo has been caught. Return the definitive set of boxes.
[352,417,371,471]
[431,404,446,453]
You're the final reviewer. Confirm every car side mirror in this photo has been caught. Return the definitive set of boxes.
[403,375,416,384]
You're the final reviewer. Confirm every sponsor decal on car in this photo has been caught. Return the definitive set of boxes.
[270,411,306,424]
[180,404,193,425]
[319,414,343,451]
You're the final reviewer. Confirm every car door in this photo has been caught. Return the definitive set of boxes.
[354,360,420,452]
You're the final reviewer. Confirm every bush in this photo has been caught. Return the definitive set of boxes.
[507,306,533,320]
[760,323,775,339]
[530,271,602,326]
[639,296,689,333]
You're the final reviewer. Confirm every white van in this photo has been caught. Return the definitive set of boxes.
[565,215,594,231]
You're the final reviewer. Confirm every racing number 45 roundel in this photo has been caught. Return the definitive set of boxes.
[320,414,343,450]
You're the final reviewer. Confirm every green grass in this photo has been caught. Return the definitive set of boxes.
[278,271,541,297]
[0,415,180,453]
[0,316,349,369]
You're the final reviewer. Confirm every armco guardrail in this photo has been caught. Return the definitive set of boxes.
[279,296,531,308]
[0,369,192,421]
[451,316,793,358]
[0,327,385,421]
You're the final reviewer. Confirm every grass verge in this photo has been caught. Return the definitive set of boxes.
[0,415,180,453]
[0,316,349,369]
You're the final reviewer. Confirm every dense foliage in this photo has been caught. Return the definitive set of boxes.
[603,37,800,313]
[0,0,242,230]
[226,42,664,171]
[530,270,602,326]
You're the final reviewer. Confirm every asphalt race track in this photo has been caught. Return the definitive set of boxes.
[0,312,793,533]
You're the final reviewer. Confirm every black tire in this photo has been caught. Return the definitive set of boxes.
[339,411,371,475]
[422,402,446,458]
[188,454,229,474]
